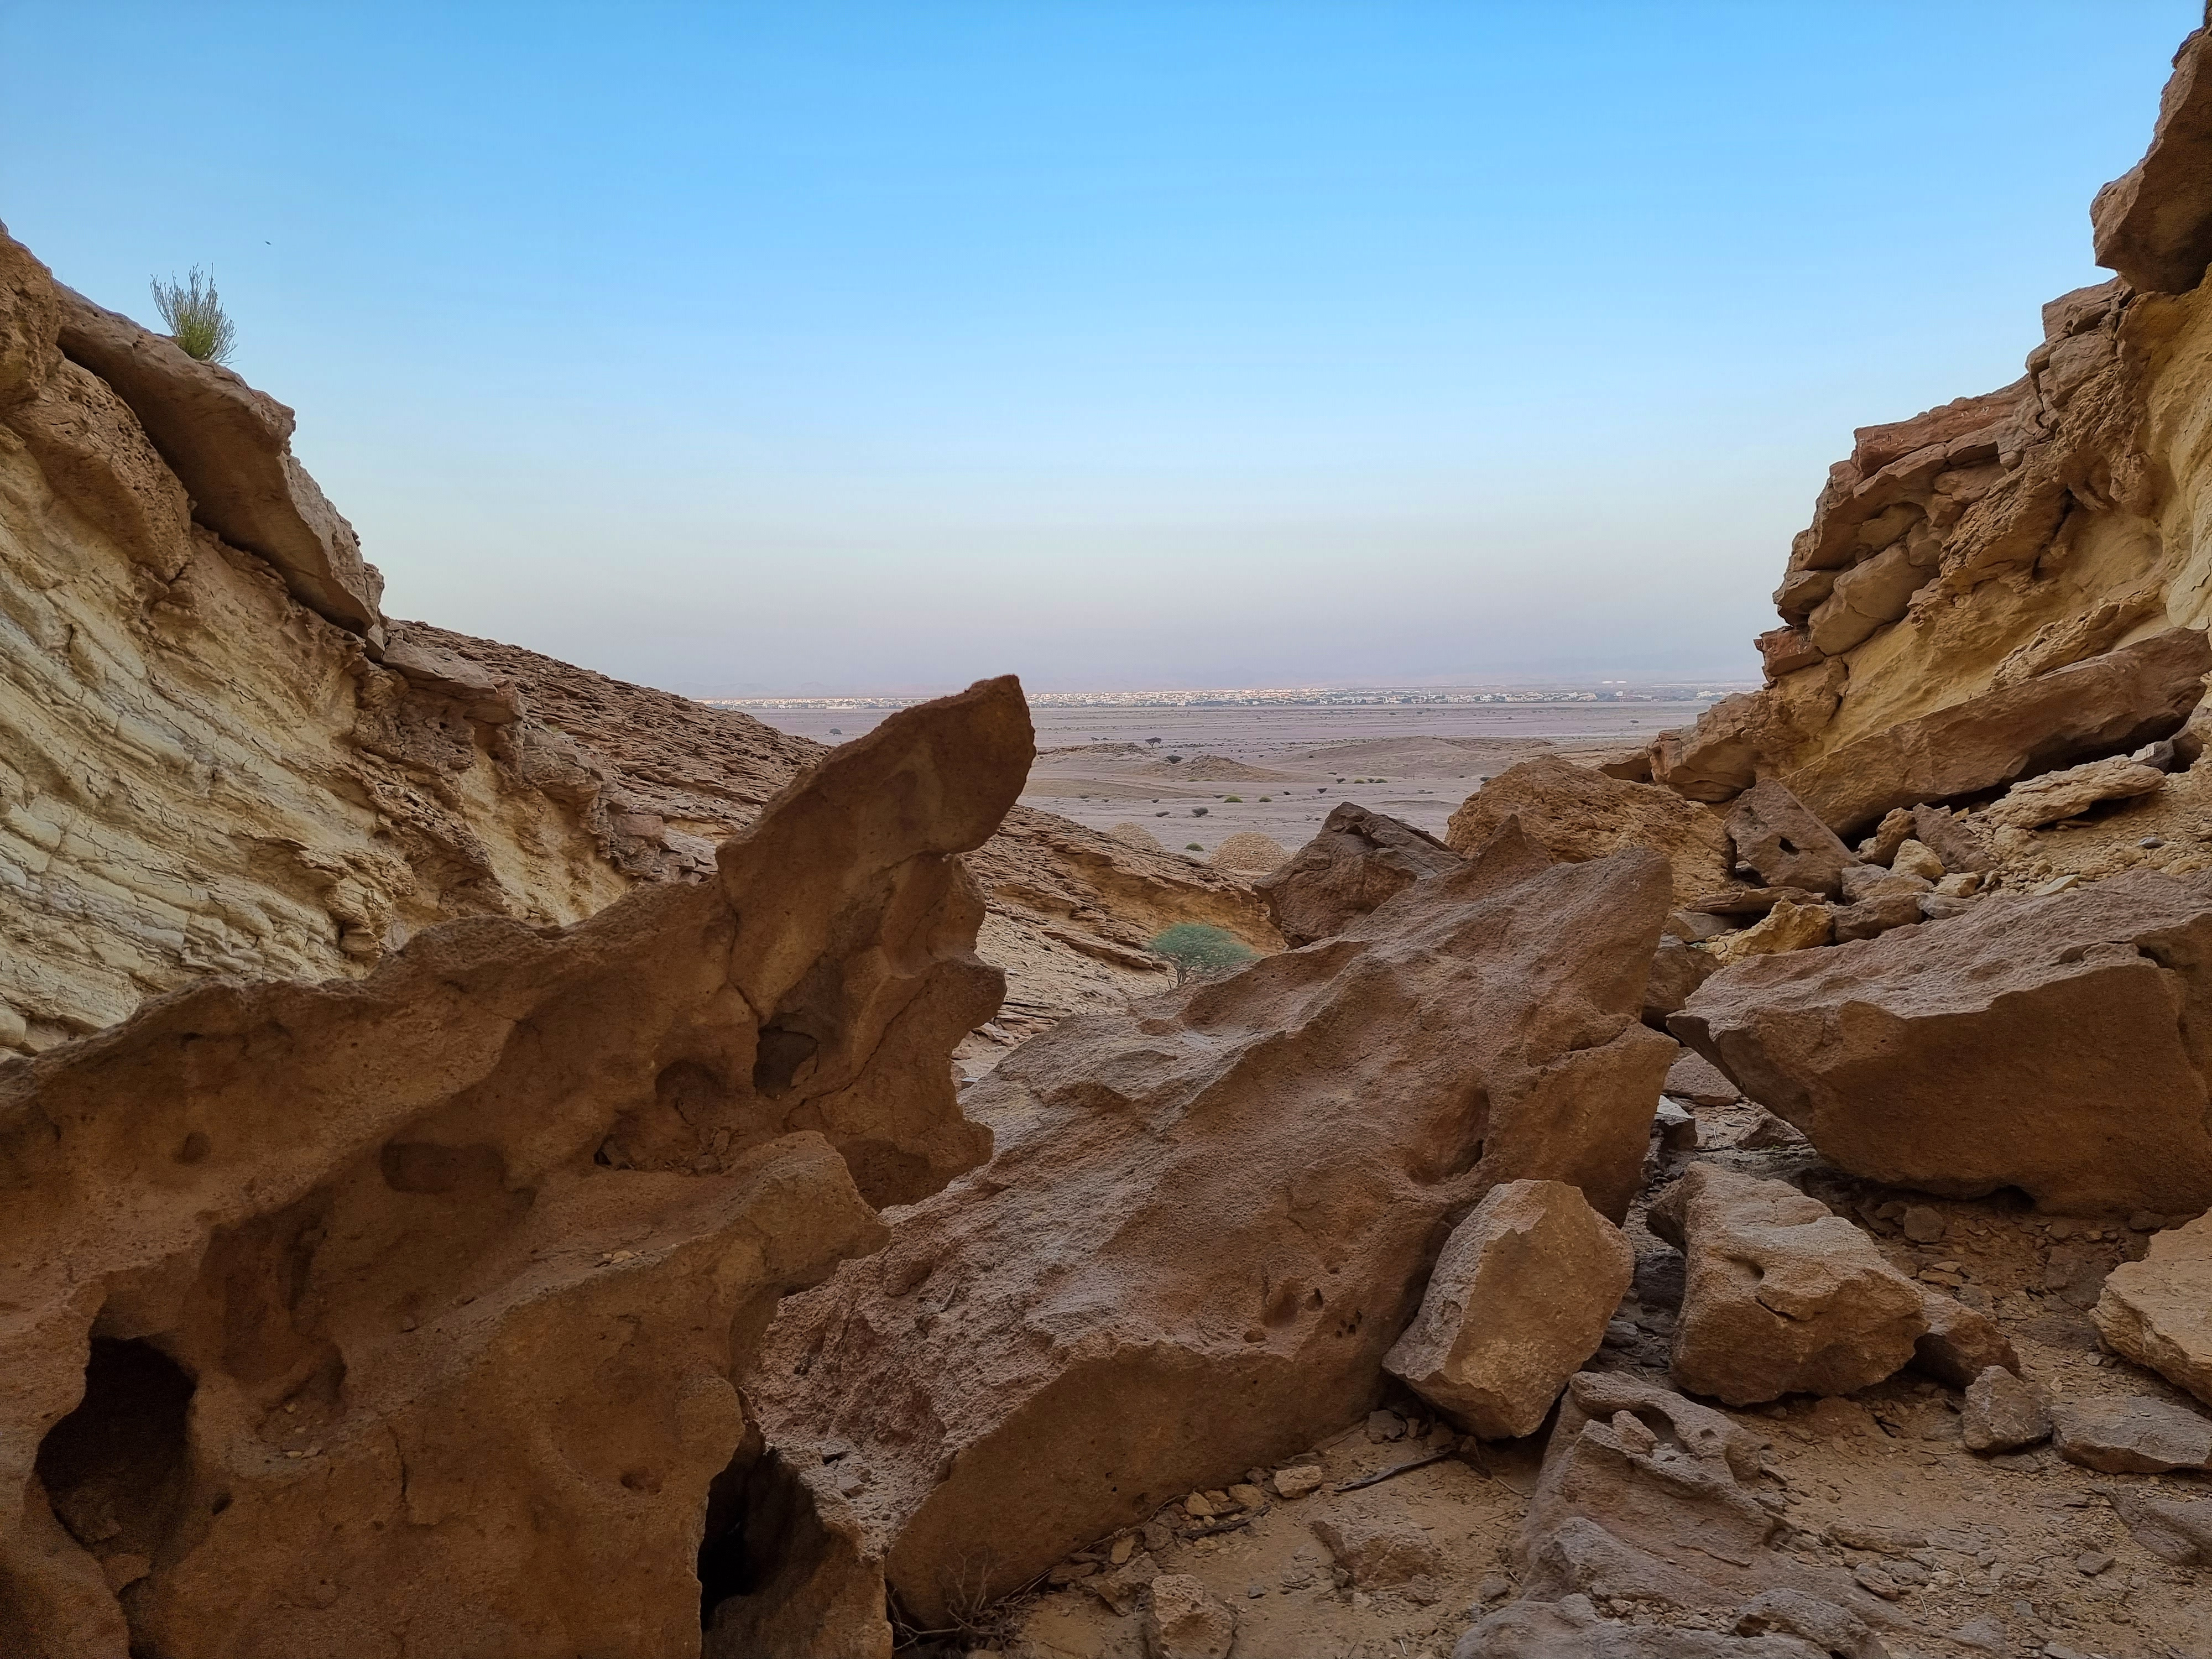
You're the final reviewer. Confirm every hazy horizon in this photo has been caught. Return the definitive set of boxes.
[3,2,2198,697]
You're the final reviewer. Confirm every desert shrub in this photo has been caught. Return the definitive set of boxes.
[1224,795,1242,802]
[1185,842,1202,851]
[1191,807,1208,817]
[1165,755,1183,764]
[1147,922,1256,985]
[149,267,237,364]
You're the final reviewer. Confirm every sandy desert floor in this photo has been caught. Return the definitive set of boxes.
[743,698,1719,854]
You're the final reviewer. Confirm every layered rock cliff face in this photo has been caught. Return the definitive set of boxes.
[0,228,1271,1057]
[1646,23,2212,888]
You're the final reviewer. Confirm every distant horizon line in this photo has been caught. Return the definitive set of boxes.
[700,677,1756,711]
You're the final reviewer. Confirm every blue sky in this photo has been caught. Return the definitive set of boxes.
[2,2,2199,693]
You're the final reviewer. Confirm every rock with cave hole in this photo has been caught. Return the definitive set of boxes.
[0,679,1028,1659]
[749,821,1676,1629]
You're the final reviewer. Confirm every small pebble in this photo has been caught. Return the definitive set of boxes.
[2074,1550,2114,1575]
[1246,1583,1267,1599]
[2139,837,2165,850]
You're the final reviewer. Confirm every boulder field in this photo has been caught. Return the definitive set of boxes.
[13,15,2212,1659]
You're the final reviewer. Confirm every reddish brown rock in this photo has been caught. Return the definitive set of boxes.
[1648,1166,1926,1405]
[1255,801,1459,946]
[1961,1366,2050,1452]
[1781,628,2211,835]
[1383,1180,1633,1439]
[749,827,1675,1626]
[1912,1292,2020,1389]
[54,285,385,638]
[1672,871,2212,1215]
[1644,937,1723,1031]
[0,679,1029,1659]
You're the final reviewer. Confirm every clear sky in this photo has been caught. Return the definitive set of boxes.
[2,2,2199,694]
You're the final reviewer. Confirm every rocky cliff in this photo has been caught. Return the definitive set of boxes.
[0,232,1272,1058]
[1646,23,2212,894]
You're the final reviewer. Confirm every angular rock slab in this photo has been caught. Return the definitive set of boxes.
[1255,801,1460,946]
[2094,1212,2212,1409]
[1672,870,2212,1215]
[2094,22,2212,293]
[751,827,1676,1626]
[1384,1179,1634,1439]
[1507,1373,1900,1631]
[0,679,1031,1659]
[2050,1395,2212,1473]
[1781,627,2211,836]
[1456,1596,1849,1657]
[1648,1166,1926,1406]
[55,286,385,638]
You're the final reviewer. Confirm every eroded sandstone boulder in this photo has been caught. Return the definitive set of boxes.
[1255,801,1459,945]
[1448,757,1730,904]
[1724,781,1859,898]
[750,826,1676,1625]
[1672,870,2212,1215]
[2094,1212,2212,1408]
[1647,1166,1926,1405]
[1384,1180,1633,1439]
[0,679,1030,1659]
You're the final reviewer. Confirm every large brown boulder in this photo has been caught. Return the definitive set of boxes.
[750,826,1676,1626]
[1671,870,2212,1215]
[53,284,385,638]
[1780,628,2211,835]
[0,679,1030,1659]
[1255,801,1459,945]
[1448,756,1730,904]
[1648,1166,1926,1406]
